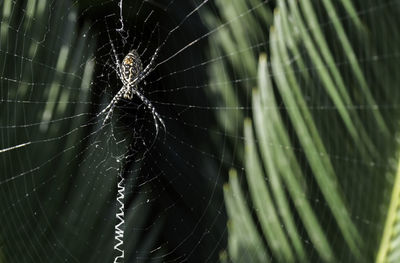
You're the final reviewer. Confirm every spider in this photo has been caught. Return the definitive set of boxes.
[98,47,165,136]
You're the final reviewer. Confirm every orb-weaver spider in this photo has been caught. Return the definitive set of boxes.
[98,46,165,136]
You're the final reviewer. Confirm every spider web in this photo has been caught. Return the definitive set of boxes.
[0,0,400,262]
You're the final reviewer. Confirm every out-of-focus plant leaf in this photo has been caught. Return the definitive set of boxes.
[204,0,400,262]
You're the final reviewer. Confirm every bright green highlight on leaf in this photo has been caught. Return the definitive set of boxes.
[377,153,400,263]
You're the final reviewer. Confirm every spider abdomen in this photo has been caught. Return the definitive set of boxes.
[122,49,143,86]
[121,49,143,99]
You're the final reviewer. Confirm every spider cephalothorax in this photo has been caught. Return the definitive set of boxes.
[98,47,165,137]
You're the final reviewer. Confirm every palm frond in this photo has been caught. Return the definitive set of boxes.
[205,0,400,262]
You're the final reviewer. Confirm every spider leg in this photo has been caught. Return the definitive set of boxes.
[140,23,160,57]
[105,18,122,72]
[131,88,165,136]
[142,47,160,76]
[103,103,115,125]
[98,86,127,125]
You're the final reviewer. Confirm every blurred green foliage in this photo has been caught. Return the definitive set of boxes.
[206,0,400,262]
